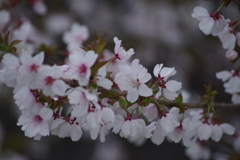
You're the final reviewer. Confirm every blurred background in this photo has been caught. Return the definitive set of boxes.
[0,0,240,159]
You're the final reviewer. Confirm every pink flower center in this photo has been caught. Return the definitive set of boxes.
[232,70,239,77]
[210,13,221,21]
[30,64,39,72]
[45,76,55,85]
[75,35,82,43]
[34,115,43,124]
[79,64,87,75]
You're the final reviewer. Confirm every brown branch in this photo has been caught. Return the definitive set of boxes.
[62,79,240,109]
[98,87,240,110]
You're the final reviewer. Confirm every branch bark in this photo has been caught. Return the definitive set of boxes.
[62,79,240,109]
[99,87,240,110]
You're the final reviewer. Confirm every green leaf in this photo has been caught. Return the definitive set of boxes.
[98,89,119,99]
[118,98,128,110]
[143,97,151,106]
[9,40,21,48]
[175,93,185,113]
[47,103,55,109]
[0,44,11,52]
[96,40,107,54]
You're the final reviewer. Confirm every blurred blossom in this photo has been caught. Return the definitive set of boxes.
[0,10,10,29]
[91,138,127,160]
[68,0,95,16]
[45,13,73,36]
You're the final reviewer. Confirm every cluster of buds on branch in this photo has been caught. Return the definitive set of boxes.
[0,0,240,159]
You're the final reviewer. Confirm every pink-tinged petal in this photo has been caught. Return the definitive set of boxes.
[52,79,67,96]
[165,80,182,92]
[70,124,82,141]
[191,6,209,21]
[211,125,222,142]
[153,64,163,77]
[151,129,165,145]
[42,85,54,96]
[167,114,179,127]
[97,78,113,89]
[87,112,99,129]
[39,121,49,136]
[142,103,158,121]
[112,114,124,134]
[138,84,152,97]
[182,131,190,147]
[121,120,131,138]
[68,90,81,104]
[160,117,174,133]
[211,17,227,35]
[100,126,108,142]
[58,123,71,138]
[161,67,176,79]
[84,51,98,67]
[127,88,139,103]
[2,54,20,69]
[34,51,44,65]
[163,89,177,100]
[90,127,99,140]
[220,123,235,135]
[39,107,53,120]
[199,17,214,35]
[198,123,211,140]
[101,107,115,123]
[20,52,32,65]
[216,70,232,81]
[25,122,39,137]
[139,72,151,83]
[170,128,182,143]
[69,52,84,66]
[51,118,64,130]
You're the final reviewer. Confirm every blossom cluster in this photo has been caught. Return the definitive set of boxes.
[0,1,239,160]
[192,5,240,105]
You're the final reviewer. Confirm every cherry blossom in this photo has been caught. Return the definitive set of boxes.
[225,50,238,60]
[210,123,235,142]
[31,65,67,96]
[113,37,134,60]
[67,50,98,86]
[153,64,182,100]
[63,23,89,52]
[0,10,10,29]
[115,59,152,102]
[191,6,227,35]
[185,142,211,160]
[218,25,236,51]
[17,104,53,140]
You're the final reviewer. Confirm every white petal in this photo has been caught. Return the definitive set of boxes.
[153,64,163,77]
[121,120,131,138]
[127,88,139,103]
[165,80,182,92]
[216,71,232,81]
[39,107,53,121]
[97,78,113,89]
[198,124,211,140]
[52,80,67,96]
[70,124,82,141]
[211,125,223,142]
[220,123,235,135]
[138,84,152,97]
[163,89,177,100]
[199,17,214,35]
